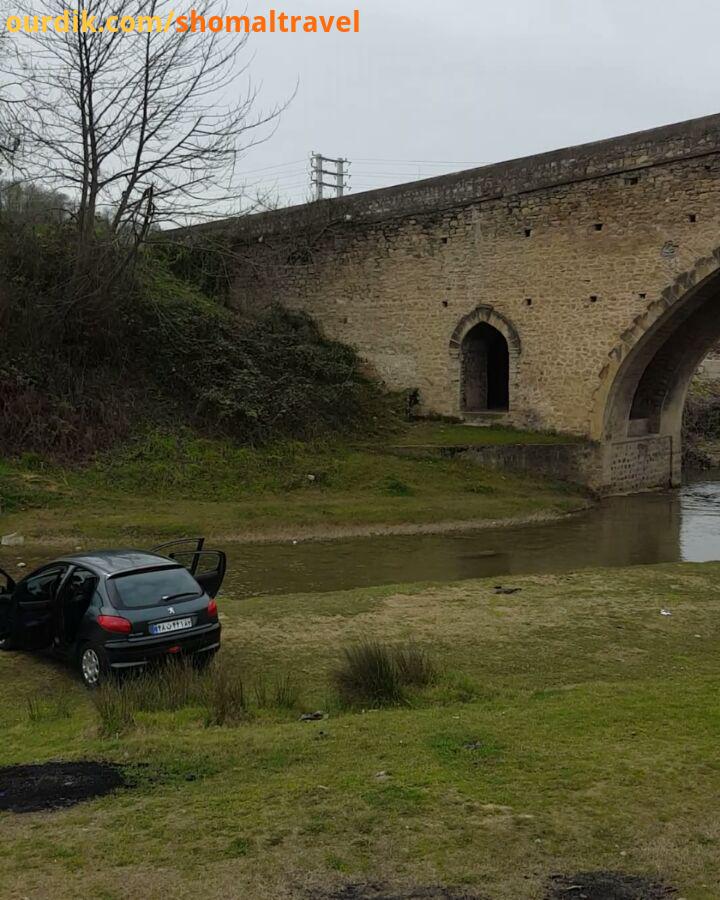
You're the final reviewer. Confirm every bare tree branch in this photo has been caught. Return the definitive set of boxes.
[5,0,287,253]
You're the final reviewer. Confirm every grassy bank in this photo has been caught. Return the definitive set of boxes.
[390,421,582,447]
[1,563,719,898]
[0,425,585,545]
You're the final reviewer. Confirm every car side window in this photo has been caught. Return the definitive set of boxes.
[14,567,66,604]
[63,568,98,606]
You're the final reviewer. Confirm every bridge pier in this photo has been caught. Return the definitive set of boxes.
[591,434,679,495]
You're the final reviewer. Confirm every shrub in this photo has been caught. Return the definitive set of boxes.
[333,641,405,707]
[0,219,393,461]
[333,640,436,708]
[380,476,413,496]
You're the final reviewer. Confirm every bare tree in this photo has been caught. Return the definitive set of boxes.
[6,0,283,258]
[0,5,22,168]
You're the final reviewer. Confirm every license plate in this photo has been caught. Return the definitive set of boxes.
[150,617,193,635]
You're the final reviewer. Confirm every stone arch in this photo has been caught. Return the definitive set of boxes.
[449,306,521,415]
[591,250,720,487]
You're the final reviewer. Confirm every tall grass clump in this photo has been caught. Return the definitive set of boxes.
[92,680,137,737]
[394,643,437,687]
[253,672,301,711]
[203,660,248,726]
[26,690,73,723]
[90,658,296,731]
[333,640,436,708]
[132,659,204,712]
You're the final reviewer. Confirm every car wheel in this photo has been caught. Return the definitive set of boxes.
[78,643,109,689]
[0,633,14,651]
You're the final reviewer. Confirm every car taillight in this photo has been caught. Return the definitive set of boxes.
[207,599,218,618]
[97,615,132,634]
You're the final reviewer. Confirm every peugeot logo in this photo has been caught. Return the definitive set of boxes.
[167,606,175,615]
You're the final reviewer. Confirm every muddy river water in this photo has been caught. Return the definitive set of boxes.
[222,470,720,597]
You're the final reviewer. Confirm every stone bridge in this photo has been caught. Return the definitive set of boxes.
[219,113,720,494]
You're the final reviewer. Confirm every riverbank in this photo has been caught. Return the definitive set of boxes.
[1,562,719,898]
[0,425,587,546]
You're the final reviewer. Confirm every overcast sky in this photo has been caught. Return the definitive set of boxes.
[226,0,720,208]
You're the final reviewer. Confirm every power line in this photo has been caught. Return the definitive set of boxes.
[355,157,489,166]
[239,158,306,175]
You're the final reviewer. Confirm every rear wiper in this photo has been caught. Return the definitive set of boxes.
[161,592,199,602]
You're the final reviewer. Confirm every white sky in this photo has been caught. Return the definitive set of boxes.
[227,0,720,207]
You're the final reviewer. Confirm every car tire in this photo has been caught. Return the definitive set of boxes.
[0,633,15,651]
[78,642,110,689]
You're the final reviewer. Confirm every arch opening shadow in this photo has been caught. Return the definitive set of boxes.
[461,322,509,411]
[601,261,720,454]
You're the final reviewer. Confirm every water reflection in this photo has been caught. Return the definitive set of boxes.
[224,472,720,598]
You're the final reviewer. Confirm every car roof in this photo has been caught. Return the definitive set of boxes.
[56,550,180,577]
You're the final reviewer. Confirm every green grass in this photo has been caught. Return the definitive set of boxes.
[1,563,720,898]
[394,421,581,447]
[0,428,587,544]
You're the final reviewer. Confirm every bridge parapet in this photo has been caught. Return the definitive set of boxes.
[216,112,720,240]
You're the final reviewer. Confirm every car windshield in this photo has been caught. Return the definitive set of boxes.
[112,567,202,609]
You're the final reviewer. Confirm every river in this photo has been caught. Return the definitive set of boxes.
[223,470,720,597]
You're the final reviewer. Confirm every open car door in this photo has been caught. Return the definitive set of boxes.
[151,538,205,575]
[0,567,16,594]
[151,538,226,598]
[172,550,226,599]
[0,567,16,646]
[10,565,67,650]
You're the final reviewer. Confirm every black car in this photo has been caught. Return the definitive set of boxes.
[0,538,226,687]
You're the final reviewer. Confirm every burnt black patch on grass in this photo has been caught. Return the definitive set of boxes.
[545,870,677,899]
[311,884,487,899]
[0,761,127,813]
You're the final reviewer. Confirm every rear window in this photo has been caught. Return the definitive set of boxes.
[112,567,202,609]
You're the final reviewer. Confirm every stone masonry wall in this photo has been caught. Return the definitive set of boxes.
[223,114,720,440]
[602,435,674,494]
[392,442,600,488]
